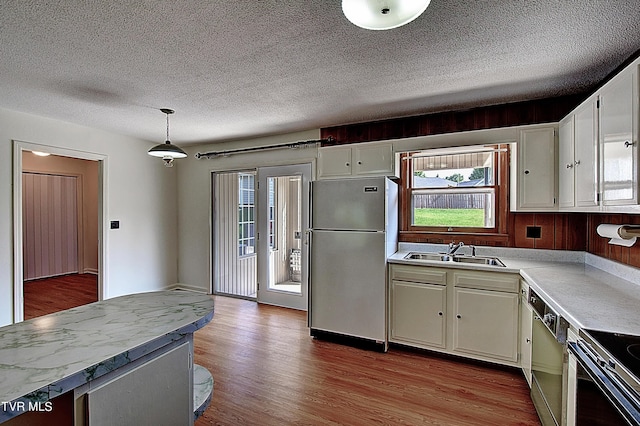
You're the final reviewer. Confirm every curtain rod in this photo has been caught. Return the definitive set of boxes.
[195,136,335,159]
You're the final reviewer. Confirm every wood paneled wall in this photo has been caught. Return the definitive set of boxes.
[320,95,583,145]
[587,213,640,268]
[320,96,640,268]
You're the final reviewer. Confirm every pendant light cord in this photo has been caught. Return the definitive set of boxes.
[166,112,170,142]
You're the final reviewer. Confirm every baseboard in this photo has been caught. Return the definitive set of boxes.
[166,283,209,294]
[83,268,99,275]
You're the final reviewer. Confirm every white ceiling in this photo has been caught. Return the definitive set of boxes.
[1,1,639,146]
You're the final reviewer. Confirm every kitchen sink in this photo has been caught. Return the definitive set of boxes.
[404,253,452,261]
[451,256,505,267]
[403,252,505,267]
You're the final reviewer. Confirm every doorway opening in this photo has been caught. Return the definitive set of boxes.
[212,163,311,311]
[13,140,107,323]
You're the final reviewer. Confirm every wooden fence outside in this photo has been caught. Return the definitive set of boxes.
[413,193,486,209]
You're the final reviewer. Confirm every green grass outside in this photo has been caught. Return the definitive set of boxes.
[413,208,485,227]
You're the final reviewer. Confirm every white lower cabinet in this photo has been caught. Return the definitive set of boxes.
[520,281,533,386]
[390,264,447,349]
[389,263,521,367]
[452,287,519,362]
[390,281,446,348]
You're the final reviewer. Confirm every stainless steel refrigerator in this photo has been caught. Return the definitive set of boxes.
[309,177,398,349]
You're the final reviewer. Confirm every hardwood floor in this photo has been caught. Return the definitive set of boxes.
[194,296,540,426]
[23,273,98,320]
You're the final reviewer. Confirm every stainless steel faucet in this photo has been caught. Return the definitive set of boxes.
[448,241,464,254]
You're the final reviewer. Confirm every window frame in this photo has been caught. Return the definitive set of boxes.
[399,144,510,242]
[267,177,277,250]
[238,172,256,257]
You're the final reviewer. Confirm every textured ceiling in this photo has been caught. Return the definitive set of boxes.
[1,1,639,146]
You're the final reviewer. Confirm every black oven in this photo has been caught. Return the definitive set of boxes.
[568,330,640,426]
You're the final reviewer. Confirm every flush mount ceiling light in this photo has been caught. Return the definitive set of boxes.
[147,108,187,167]
[31,151,51,157]
[342,0,431,30]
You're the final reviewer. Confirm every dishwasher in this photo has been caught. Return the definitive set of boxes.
[529,288,569,426]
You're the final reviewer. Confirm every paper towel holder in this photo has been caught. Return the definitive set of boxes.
[596,224,640,247]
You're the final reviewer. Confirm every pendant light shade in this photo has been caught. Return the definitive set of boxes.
[342,0,431,30]
[148,108,187,167]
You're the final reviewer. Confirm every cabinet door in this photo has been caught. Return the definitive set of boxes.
[517,128,557,209]
[390,280,446,348]
[453,288,519,362]
[600,66,637,205]
[574,98,599,207]
[520,294,533,386]
[86,342,192,425]
[317,146,352,178]
[558,115,575,208]
[353,144,395,176]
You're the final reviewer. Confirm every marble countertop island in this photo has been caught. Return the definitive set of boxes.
[0,290,214,423]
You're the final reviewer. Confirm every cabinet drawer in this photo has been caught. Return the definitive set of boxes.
[453,270,519,293]
[390,264,447,285]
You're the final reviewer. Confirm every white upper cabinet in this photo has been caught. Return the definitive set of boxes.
[599,64,638,205]
[558,115,576,208]
[317,142,398,179]
[558,97,599,209]
[574,98,600,207]
[556,56,640,211]
[511,126,558,211]
[317,145,352,178]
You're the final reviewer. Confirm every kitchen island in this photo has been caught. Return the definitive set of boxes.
[0,290,214,425]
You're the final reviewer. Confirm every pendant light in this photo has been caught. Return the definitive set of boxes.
[342,0,431,30]
[147,108,187,167]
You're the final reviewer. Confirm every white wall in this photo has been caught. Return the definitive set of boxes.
[176,130,320,293]
[0,107,179,326]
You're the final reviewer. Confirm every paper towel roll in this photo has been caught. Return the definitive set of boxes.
[596,224,637,247]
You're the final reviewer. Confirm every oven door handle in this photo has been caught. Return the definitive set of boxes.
[568,341,640,426]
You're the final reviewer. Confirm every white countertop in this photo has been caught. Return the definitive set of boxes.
[389,243,640,336]
[0,290,214,418]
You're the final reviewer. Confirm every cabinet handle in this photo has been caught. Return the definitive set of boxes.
[566,163,573,169]
[574,160,581,166]
[524,170,530,175]
[438,311,443,316]
[526,338,531,343]
[345,162,350,167]
[625,141,634,148]
[357,161,362,165]
[456,314,461,319]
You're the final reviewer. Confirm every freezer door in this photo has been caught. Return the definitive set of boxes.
[309,230,386,342]
[311,177,387,231]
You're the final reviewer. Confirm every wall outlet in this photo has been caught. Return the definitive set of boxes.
[526,226,541,239]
